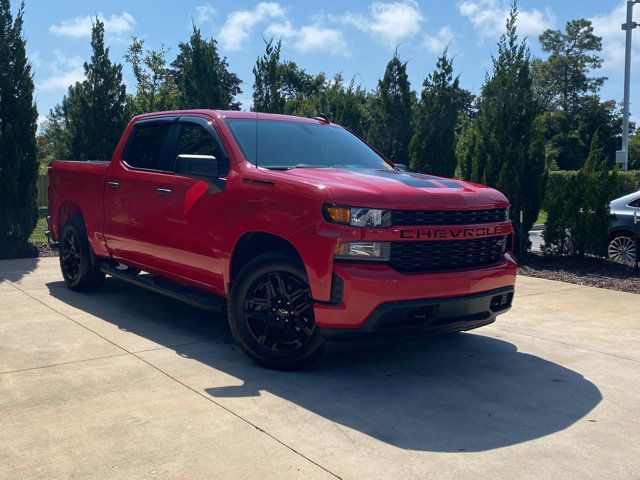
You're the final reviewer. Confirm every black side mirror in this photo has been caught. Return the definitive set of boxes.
[175,154,219,179]
[394,163,408,171]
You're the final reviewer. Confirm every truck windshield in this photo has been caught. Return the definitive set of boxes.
[224,119,393,170]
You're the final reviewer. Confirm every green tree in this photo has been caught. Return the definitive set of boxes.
[629,129,640,169]
[0,0,38,256]
[252,39,324,114]
[38,103,69,164]
[409,49,471,177]
[460,2,546,254]
[288,74,371,137]
[367,52,413,165]
[66,20,128,160]
[533,19,605,112]
[532,19,618,169]
[125,37,179,114]
[173,26,242,110]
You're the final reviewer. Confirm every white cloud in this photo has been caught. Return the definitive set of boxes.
[49,12,136,38]
[267,21,348,55]
[195,3,217,25]
[591,2,640,71]
[423,26,456,54]
[39,50,84,92]
[218,2,285,51]
[337,1,424,49]
[457,0,554,40]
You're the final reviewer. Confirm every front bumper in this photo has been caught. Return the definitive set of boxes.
[313,254,517,335]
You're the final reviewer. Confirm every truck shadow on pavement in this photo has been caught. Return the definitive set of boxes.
[47,278,602,453]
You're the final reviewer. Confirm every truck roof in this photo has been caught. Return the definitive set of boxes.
[131,109,328,125]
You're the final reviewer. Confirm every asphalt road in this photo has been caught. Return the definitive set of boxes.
[1,257,639,479]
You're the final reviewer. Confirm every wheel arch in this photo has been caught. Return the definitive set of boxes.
[229,231,305,284]
[57,200,84,233]
[609,227,635,239]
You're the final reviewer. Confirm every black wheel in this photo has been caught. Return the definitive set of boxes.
[228,251,325,370]
[59,218,105,292]
[608,233,636,265]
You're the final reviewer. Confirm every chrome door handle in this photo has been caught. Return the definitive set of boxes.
[156,188,172,196]
[107,181,120,189]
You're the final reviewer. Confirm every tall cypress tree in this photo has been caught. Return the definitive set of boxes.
[173,26,242,110]
[367,53,413,165]
[409,49,469,177]
[0,0,38,256]
[67,20,128,161]
[462,3,546,254]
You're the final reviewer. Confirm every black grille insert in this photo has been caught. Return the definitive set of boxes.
[392,208,507,226]
[389,236,506,273]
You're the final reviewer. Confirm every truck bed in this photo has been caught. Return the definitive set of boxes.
[48,160,110,252]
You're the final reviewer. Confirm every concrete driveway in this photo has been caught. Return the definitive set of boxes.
[1,257,639,479]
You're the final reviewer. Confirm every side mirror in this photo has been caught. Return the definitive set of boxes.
[394,163,408,171]
[175,154,219,179]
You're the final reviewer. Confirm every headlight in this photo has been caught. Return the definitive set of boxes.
[324,205,391,227]
[335,242,391,261]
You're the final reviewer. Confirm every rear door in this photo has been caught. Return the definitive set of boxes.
[102,117,178,269]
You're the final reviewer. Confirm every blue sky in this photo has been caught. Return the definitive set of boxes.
[19,0,640,124]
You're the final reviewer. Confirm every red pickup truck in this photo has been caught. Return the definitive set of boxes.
[48,110,516,369]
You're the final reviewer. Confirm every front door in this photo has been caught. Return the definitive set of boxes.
[148,116,231,294]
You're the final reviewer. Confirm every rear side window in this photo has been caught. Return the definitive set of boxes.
[630,198,640,208]
[125,123,173,171]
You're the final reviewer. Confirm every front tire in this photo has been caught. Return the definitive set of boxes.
[59,218,105,292]
[608,233,636,265]
[228,252,325,370]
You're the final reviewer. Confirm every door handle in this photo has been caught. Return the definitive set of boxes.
[156,188,172,196]
[107,181,120,189]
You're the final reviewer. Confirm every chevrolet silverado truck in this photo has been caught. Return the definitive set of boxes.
[48,110,517,369]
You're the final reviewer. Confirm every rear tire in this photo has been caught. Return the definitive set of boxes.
[59,218,105,292]
[228,251,325,370]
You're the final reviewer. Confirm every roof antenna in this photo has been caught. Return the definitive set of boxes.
[314,113,331,123]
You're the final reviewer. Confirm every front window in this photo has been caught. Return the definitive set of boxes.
[224,119,393,170]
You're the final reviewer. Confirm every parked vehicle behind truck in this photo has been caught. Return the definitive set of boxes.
[48,110,517,369]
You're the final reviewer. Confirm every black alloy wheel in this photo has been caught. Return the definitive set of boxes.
[243,271,316,352]
[60,230,81,282]
[59,218,105,292]
[228,251,325,370]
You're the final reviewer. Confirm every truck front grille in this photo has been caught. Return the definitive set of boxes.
[391,208,507,226]
[389,236,506,273]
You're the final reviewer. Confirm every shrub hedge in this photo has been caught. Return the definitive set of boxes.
[542,169,640,257]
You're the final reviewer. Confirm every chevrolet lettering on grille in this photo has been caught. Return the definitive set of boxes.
[399,224,511,240]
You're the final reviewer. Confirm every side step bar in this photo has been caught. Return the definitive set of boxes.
[100,264,225,313]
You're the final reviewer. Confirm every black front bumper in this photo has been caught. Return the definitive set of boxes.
[320,286,514,340]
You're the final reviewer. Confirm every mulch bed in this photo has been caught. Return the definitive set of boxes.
[518,252,640,294]
[34,242,57,258]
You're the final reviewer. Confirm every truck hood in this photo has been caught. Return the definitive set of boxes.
[279,168,509,210]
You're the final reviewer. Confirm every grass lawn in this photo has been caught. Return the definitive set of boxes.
[535,210,547,226]
[30,207,48,243]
